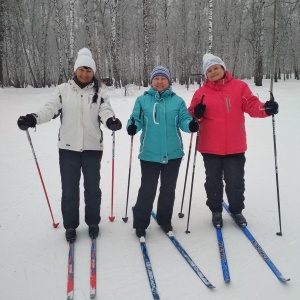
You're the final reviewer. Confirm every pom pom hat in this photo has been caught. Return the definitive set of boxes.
[202,53,226,76]
[74,48,96,74]
[150,66,171,83]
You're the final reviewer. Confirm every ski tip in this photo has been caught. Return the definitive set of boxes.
[108,216,115,222]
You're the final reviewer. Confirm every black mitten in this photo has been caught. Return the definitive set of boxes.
[189,120,199,132]
[127,124,137,136]
[17,114,37,131]
[106,117,122,131]
[264,101,279,116]
[194,99,206,119]
[194,95,206,119]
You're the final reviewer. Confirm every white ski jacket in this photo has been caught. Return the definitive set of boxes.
[35,80,115,152]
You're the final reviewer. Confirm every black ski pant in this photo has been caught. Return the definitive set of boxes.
[59,149,102,229]
[202,153,246,214]
[133,158,182,230]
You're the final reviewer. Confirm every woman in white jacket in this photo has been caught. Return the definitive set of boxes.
[17,48,122,242]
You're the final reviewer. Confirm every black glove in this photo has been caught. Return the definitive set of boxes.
[127,124,137,136]
[194,99,206,119]
[127,117,137,136]
[264,100,279,116]
[189,119,199,132]
[17,114,37,131]
[106,117,122,131]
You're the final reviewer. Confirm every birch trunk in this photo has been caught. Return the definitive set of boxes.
[110,0,121,87]
[83,0,92,48]
[68,0,76,79]
[208,0,213,53]
[0,0,4,87]
[54,0,66,84]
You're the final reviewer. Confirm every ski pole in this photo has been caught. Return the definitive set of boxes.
[122,135,134,223]
[269,0,282,236]
[178,133,193,218]
[26,130,59,228]
[109,131,116,222]
[185,123,200,234]
[270,92,282,236]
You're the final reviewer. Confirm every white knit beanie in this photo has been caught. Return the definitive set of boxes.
[74,48,96,74]
[202,53,226,76]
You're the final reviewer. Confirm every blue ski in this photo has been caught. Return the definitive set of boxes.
[216,227,230,282]
[139,237,160,300]
[222,202,290,282]
[151,211,215,288]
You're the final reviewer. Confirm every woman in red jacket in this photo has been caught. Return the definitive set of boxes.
[188,53,279,228]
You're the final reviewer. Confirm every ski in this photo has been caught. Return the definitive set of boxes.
[216,227,230,282]
[90,238,97,298]
[222,202,290,282]
[67,242,74,300]
[151,211,215,288]
[139,237,160,300]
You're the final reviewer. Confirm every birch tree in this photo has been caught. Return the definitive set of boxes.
[0,0,4,87]
[15,0,38,87]
[83,0,92,48]
[208,0,213,53]
[162,0,170,70]
[54,0,66,84]
[2,0,300,87]
[97,0,112,79]
[67,0,76,78]
[179,0,187,85]
[93,0,102,78]
[231,0,245,77]
[142,0,151,87]
[110,0,121,87]
[245,0,265,86]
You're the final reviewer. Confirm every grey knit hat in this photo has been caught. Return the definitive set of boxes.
[202,53,226,76]
[150,66,171,83]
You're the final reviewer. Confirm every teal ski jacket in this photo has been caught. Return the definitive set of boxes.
[127,87,193,163]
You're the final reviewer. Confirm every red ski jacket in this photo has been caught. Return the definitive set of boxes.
[188,71,269,155]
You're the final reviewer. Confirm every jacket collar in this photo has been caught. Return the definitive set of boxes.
[145,86,175,99]
[69,78,95,90]
[204,70,233,89]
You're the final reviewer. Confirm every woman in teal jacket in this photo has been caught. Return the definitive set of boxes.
[126,66,199,238]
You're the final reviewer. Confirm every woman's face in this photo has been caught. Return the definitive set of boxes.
[206,64,225,82]
[151,76,170,92]
[75,67,94,84]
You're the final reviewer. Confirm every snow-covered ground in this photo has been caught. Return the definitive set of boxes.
[0,79,299,300]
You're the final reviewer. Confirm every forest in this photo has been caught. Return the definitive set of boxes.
[0,0,299,88]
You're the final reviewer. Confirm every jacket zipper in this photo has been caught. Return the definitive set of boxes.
[225,96,230,113]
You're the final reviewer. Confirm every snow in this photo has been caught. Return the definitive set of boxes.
[0,79,299,300]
